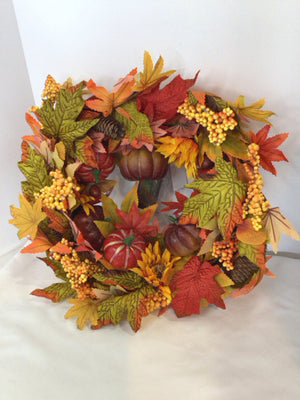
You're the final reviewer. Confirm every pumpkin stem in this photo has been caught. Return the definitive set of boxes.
[123,233,136,246]
[92,168,101,183]
[138,179,163,208]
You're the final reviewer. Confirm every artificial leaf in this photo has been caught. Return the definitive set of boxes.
[32,282,75,302]
[94,220,115,237]
[134,50,175,91]
[94,284,155,332]
[183,157,246,239]
[38,255,68,280]
[189,90,206,106]
[21,235,53,253]
[196,131,222,164]
[232,96,275,124]
[74,136,98,168]
[221,131,249,160]
[43,207,70,235]
[115,202,157,236]
[94,269,145,291]
[263,207,300,253]
[65,298,99,329]
[101,194,121,224]
[18,146,52,197]
[39,83,98,153]
[249,125,289,175]
[86,76,135,117]
[114,100,154,144]
[137,72,199,122]
[198,228,220,255]
[236,218,267,245]
[121,182,139,212]
[161,191,188,217]
[167,117,200,138]
[10,195,46,239]
[26,111,42,138]
[170,256,225,317]
[237,241,273,277]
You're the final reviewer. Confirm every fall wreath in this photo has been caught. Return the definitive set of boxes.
[9,51,299,331]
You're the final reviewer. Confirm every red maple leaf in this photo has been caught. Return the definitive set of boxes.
[250,125,289,175]
[115,202,157,236]
[137,72,199,122]
[170,256,225,317]
[161,191,188,217]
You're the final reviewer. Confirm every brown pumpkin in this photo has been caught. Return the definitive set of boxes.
[119,148,168,180]
[164,224,201,256]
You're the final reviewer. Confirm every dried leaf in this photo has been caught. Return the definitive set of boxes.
[10,195,46,239]
[232,96,275,124]
[32,282,75,302]
[21,235,53,253]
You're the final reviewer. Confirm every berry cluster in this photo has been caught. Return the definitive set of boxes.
[42,74,61,104]
[52,239,100,299]
[212,238,238,271]
[144,290,172,313]
[178,98,237,145]
[34,169,80,212]
[243,143,270,231]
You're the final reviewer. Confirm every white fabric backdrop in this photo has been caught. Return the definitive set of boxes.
[7,0,300,253]
[1,252,299,399]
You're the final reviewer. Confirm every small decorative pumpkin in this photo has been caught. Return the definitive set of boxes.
[103,228,146,269]
[164,224,201,256]
[72,206,105,251]
[76,152,115,183]
[119,148,168,180]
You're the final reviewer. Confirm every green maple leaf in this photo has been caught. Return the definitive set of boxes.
[183,157,246,239]
[94,270,145,291]
[18,146,52,198]
[39,83,99,153]
[96,284,156,332]
[114,100,153,144]
[31,281,76,303]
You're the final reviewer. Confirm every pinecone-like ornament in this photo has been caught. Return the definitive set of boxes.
[94,115,125,139]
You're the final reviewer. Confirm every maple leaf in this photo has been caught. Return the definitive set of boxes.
[39,83,98,153]
[94,269,145,291]
[161,191,188,217]
[43,207,70,235]
[134,50,175,91]
[170,256,225,317]
[21,234,53,253]
[93,284,156,332]
[9,194,46,239]
[65,298,100,329]
[85,74,135,117]
[232,96,275,124]
[249,125,289,175]
[263,207,300,253]
[18,146,52,199]
[115,202,157,236]
[183,157,246,239]
[31,282,76,303]
[137,72,199,122]
[167,117,200,138]
[114,100,154,145]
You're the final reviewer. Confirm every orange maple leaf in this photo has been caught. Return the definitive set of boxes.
[250,125,289,175]
[85,69,136,116]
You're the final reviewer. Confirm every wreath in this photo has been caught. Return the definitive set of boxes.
[9,51,299,332]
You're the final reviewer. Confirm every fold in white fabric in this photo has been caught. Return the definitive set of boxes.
[0,252,299,400]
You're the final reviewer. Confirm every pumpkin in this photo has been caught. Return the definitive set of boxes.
[72,206,105,251]
[119,148,168,180]
[103,228,146,269]
[76,152,115,183]
[164,224,201,256]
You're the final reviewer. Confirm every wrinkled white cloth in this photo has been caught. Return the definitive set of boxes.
[0,252,299,400]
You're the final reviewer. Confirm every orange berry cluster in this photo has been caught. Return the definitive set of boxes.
[212,238,238,271]
[34,169,80,212]
[52,240,100,299]
[243,143,270,231]
[178,98,238,145]
[144,290,172,313]
[42,74,61,104]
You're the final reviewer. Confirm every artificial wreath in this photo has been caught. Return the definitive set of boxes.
[9,51,299,331]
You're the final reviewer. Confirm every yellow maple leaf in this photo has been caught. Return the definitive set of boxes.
[65,298,99,329]
[231,95,275,124]
[9,194,46,239]
[134,50,175,91]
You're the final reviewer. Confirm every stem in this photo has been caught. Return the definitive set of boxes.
[138,179,163,208]
[123,233,136,246]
